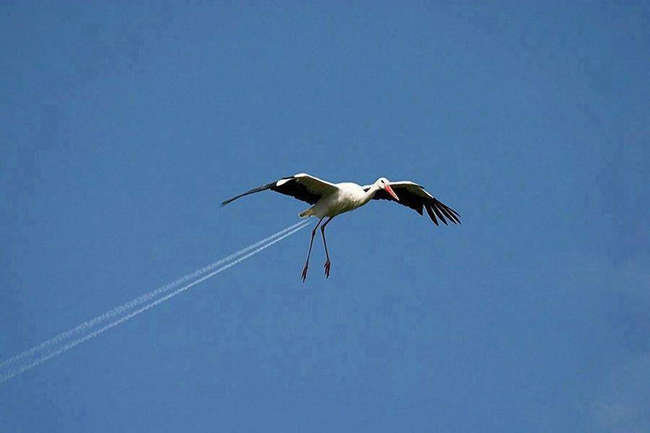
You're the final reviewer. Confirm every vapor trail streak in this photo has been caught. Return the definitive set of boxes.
[0,220,307,372]
[0,221,310,384]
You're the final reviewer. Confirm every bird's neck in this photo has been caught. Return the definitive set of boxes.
[360,184,380,205]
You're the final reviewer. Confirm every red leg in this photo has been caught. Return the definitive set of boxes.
[320,217,334,278]
[302,218,323,282]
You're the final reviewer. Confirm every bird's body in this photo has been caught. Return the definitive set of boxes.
[222,173,460,281]
[301,182,371,218]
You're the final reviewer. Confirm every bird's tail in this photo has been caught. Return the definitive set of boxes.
[299,207,314,218]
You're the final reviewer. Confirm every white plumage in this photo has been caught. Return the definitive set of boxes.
[222,173,460,281]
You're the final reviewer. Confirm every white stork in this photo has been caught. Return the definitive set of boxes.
[222,173,460,282]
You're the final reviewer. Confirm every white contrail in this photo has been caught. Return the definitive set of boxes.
[0,220,310,384]
[0,220,307,372]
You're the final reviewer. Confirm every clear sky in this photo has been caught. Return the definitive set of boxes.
[1,2,648,432]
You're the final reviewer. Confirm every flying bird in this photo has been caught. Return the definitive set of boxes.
[222,173,460,282]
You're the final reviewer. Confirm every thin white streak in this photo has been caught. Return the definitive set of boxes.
[0,220,307,371]
[0,221,310,384]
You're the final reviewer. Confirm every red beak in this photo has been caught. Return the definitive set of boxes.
[384,184,400,201]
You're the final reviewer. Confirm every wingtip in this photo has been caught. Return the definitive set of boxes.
[425,205,439,226]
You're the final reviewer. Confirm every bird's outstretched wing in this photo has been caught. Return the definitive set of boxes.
[365,181,461,226]
[222,173,339,206]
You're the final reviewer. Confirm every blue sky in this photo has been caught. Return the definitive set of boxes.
[1,2,648,431]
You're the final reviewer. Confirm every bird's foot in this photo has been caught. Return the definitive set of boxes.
[324,260,331,278]
[301,263,309,283]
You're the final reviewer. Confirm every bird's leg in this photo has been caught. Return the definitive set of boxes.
[302,218,324,283]
[320,217,334,278]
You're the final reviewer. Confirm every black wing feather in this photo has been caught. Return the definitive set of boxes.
[425,205,439,226]
[431,204,448,225]
[221,176,323,207]
[370,183,461,228]
[270,178,321,204]
[221,181,278,206]
[372,188,422,213]
[439,202,460,224]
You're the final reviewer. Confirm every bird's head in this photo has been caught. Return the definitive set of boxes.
[376,177,399,201]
